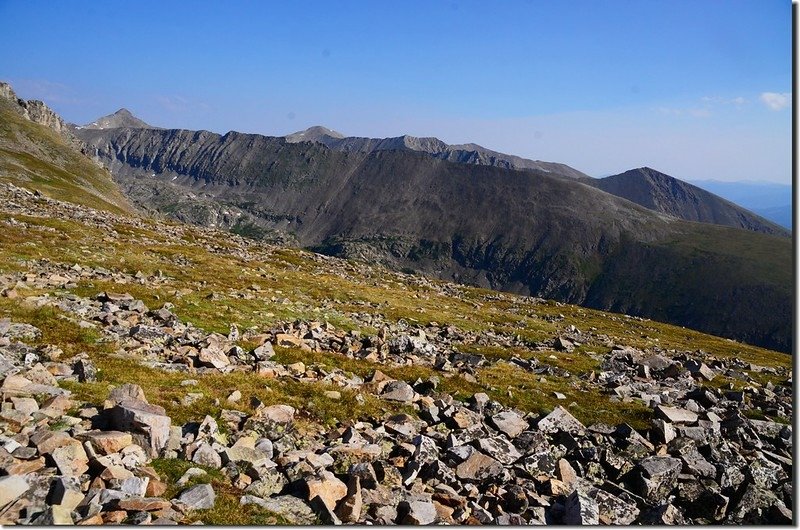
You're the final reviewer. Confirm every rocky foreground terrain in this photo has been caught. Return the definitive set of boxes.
[0,183,792,525]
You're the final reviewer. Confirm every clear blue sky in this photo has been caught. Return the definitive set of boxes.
[0,0,792,182]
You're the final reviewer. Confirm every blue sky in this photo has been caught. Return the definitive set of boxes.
[0,0,792,182]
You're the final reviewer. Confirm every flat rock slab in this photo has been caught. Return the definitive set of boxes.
[241,494,316,524]
[0,475,29,510]
[117,497,173,512]
[455,451,504,482]
[655,405,698,424]
[77,430,133,455]
[490,410,528,438]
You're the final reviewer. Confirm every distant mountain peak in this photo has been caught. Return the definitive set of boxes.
[592,167,788,236]
[285,125,345,143]
[81,109,152,130]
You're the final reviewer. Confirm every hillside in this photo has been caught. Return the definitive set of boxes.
[74,126,792,352]
[0,88,792,524]
[588,168,787,236]
[689,179,792,230]
[0,83,135,215]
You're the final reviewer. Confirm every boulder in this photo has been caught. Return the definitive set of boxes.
[108,383,148,404]
[191,443,222,469]
[564,490,599,525]
[381,381,416,402]
[335,476,362,523]
[490,411,528,438]
[108,399,171,457]
[475,437,521,465]
[537,406,586,435]
[304,471,347,511]
[176,484,216,510]
[455,452,504,482]
[50,440,89,476]
[197,346,230,369]
[400,495,438,525]
[634,456,682,502]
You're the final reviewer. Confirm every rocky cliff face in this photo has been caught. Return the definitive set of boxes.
[0,81,85,151]
[74,126,792,352]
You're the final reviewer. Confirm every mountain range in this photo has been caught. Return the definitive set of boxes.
[0,86,790,352]
[58,106,791,352]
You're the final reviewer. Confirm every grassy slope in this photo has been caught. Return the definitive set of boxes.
[0,98,135,214]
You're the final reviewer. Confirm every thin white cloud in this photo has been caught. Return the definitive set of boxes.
[760,92,790,111]
[656,106,710,118]
[701,95,747,106]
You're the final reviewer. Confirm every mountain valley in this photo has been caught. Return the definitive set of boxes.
[70,111,792,353]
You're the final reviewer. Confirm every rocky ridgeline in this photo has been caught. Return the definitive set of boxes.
[0,183,793,524]
[0,83,86,153]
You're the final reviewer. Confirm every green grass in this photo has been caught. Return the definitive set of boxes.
[150,459,290,525]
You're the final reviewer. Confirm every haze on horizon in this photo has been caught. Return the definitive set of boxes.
[0,0,791,184]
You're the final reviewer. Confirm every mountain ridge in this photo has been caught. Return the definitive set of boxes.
[74,107,786,236]
[283,124,591,179]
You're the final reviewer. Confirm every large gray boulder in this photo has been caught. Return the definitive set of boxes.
[108,398,171,457]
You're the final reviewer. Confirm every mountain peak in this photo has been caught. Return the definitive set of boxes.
[81,108,152,130]
[285,125,345,143]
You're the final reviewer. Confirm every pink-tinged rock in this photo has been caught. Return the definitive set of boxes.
[76,430,133,455]
[304,471,347,511]
[197,347,230,369]
[51,442,89,476]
